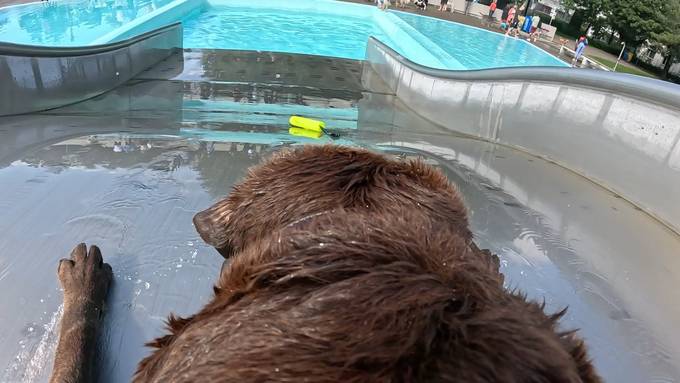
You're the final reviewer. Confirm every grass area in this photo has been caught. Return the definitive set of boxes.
[590,56,658,78]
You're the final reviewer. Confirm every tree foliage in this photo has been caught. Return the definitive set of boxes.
[608,0,667,46]
[651,0,680,77]
[562,0,611,33]
[562,0,678,79]
[562,0,666,46]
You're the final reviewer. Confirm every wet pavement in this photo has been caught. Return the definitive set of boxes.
[0,49,678,382]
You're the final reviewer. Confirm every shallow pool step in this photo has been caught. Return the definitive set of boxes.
[177,80,359,129]
[45,79,361,130]
[42,49,380,131]
[136,49,368,93]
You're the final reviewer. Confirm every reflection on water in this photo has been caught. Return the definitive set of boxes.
[0,130,678,382]
[381,140,680,383]
[0,134,268,382]
[0,0,173,46]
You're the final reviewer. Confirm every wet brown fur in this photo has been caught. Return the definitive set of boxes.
[193,145,473,258]
[132,145,601,382]
[135,210,599,382]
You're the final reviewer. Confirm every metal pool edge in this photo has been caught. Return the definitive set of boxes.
[365,36,680,234]
[0,22,183,116]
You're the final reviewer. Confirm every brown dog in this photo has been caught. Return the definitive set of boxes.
[50,145,601,382]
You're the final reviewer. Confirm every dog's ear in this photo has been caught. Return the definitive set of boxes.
[561,333,602,383]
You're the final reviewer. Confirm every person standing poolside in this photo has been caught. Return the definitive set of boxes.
[489,0,497,19]
[573,36,588,67]
[464,0,473,14]
[501,3,510,21]
[439,0,449,12]
[505,5,517,36]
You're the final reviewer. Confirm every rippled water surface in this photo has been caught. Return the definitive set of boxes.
[393,11,567,68]
[0,0,173,46]
[183,7,397,61]
[0,127,678,382]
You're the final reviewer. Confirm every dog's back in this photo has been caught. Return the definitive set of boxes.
[135,209,599,383]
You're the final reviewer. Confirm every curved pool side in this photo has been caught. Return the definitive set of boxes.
[0,0,566,70]
[0,22,182,116]
[365,37,680,235]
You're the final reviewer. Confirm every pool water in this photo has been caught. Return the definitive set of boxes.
[393,12,567,68]
[182,7,396,62]
[0,0,567,70]
[0,0,174,47]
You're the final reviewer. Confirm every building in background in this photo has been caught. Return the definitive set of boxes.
[533,0,573,22]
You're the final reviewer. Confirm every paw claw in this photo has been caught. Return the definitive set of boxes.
[57,259,74,276]
[70,243,87,263]
[87,245,103,268]
[58,243,113,304]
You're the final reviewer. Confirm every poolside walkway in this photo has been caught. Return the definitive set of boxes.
[0,0,33,7]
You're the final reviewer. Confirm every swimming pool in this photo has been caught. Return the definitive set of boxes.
[0,0,567,70]
[0,0,176,47]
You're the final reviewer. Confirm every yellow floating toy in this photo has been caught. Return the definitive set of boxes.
[289,116,325,133]
[289,126,323,139]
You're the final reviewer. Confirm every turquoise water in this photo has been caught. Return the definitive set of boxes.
[393,12,567,68]
[183,7,399,61]
[0,0,174,46]
[0,0,567,69]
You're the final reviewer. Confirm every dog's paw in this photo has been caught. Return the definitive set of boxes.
[58,243,113,306]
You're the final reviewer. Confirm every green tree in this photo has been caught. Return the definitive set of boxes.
[562,0,612,34]
[651,0,680,78]
[608,0,666,47]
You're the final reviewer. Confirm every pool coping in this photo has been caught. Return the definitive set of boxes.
[0,22,183,115]
[0,22,183,57]
[367,37,680,108]
[365,36,680,235]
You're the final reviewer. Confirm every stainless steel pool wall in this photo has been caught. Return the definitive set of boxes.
[365,37,680,233]
[0,23,183,116]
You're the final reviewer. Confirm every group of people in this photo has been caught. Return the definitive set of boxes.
[498,3,542,41]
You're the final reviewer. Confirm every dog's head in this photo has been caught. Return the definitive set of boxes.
[193,145,471,259]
